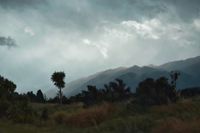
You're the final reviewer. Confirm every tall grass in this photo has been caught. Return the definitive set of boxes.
[152,117,200,133]
[150,99,200,120]
[1,97,200,133]
[66,103,115,127]
[53,103,116,127]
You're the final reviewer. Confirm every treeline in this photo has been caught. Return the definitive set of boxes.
[0,75,16,99]
[1,72,200,107]
[69,76,179,107]
[0,75,35,122]
[70,79,132,106]
[65,71,200,106]
[11,90,69,104]
[23,90,45,103]
[180,87,200,98]
[135,77,178,106]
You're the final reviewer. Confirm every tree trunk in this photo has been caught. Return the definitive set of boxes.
[59,88,62,105]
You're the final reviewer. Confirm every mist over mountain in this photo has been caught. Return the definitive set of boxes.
[47,56,200,97]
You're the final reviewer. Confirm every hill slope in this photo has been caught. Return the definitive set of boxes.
[47,56,200,97]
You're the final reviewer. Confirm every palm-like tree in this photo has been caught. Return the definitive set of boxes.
[51,72,65,104]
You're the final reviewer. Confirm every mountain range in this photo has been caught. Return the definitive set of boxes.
[47,56,200,97]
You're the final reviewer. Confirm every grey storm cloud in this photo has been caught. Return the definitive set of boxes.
[0,0,47,9]
[163,0,200,22]
[0,0,199,30]
[0,36,17,47]
[0,0,200,93]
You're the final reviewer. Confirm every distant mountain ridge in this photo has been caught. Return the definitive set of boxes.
[46,56,200,97]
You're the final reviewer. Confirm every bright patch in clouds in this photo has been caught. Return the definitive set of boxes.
[83,39,91,45]
[24,27,35,36]
[83,38,108,59]
[194,19,200,30]
[121,19,161,40]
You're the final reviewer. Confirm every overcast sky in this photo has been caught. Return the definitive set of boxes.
[0,0,200,93]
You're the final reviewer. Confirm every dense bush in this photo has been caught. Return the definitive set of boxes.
[136,77,178,106]
[70,79,132,106]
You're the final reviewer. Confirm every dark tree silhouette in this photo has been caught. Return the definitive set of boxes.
[51,72,65,104]
[170,71,180,99]
[136,76,178,106]
[72,79,132,106]
[155,77,177,103]
[170,71,180,89]
[36,89,45,103]
[0,75,16,98]
[180,87,200,98]
[81,85,99,106]
[27,91,36,102]
[136,78,155,105]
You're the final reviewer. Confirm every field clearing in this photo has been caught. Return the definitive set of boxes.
[0,97,200,133]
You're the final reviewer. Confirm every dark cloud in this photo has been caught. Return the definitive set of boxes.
[89,0,200,21]
[0,36,17,47]
[1,0,198,32]
[0,0,47,9]
[163,0,200,21]
[89,0,166,20]
[33,0,200,32]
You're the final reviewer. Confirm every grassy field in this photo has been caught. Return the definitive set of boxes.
[0,97,200,133]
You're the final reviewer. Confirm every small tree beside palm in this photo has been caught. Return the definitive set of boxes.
[51,72,65,104]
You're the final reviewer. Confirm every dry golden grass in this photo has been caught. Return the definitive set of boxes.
[64,103,116,127]
[150,99,200,116]
[52,111,68,124]
[152,117,200,133]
